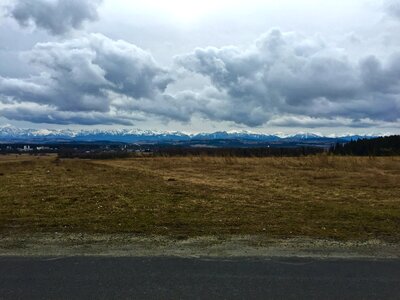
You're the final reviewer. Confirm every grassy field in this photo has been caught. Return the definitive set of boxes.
[0,154,399,241]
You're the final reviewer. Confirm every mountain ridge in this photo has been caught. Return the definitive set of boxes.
[0,125,384,143]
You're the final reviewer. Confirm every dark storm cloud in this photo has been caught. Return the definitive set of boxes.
[0,33,174,125]
[176,29,400,127]
[266,116,392,129]
[0,104,135,125]
[360,54,400,94]
[9,0,102,35]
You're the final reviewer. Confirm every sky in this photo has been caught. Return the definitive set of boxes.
[0,0,399,134]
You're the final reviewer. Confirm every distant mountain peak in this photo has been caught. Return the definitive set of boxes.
[0,126,383,143]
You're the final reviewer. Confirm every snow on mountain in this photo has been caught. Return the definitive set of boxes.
[0,125,383,143]
[284,132,323,140]
[192,131,281,141]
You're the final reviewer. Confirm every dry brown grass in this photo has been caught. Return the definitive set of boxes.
[0,154,399,241]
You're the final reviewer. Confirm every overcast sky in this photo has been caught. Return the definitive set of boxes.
[0,0,399,134]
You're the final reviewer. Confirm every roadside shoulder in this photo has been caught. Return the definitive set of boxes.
[1,234,399,259]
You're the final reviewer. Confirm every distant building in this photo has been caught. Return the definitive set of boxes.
[36,146,51,151]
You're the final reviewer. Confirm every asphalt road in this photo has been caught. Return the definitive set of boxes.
[0,256,399,300]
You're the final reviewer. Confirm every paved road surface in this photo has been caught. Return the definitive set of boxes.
[0,256,399,299]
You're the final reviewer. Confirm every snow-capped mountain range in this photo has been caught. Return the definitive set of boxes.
[0,125,383,143]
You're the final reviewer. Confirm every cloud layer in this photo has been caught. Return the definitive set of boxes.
[1,29,400,127]
[9,0,102,35]
[0,33,173,125]
[175,29,400,127]
[385,0,400,20]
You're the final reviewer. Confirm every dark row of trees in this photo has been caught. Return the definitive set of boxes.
[58,150,132,159]
[4,136,400,158]
[330,136,400,156]
[152,146,324,157]
[57,146,325,159]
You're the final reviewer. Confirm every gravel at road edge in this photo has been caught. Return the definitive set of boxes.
[0,234,399,258]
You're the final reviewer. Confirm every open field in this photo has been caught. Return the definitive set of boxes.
[0,154,399,241]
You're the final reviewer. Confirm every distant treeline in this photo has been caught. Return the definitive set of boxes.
[57,146,325,159]
[152,147,324,157]
[330,135,400,156]
[58,150,132,159]
[6,135,400,158]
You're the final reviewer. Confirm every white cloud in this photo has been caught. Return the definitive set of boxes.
[0,33,175,125]
[176,29,400,126]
